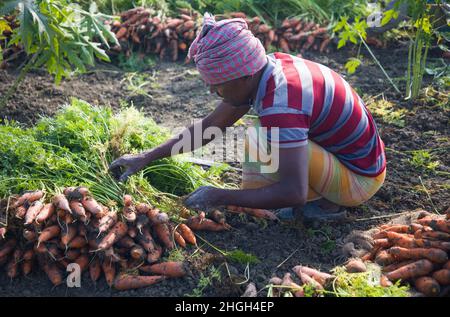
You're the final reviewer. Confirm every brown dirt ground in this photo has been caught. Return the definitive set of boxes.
[0,45,449,297]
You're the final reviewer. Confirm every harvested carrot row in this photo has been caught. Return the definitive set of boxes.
[12,190,44,209]
[385,259,434,281]
[388,246,448,264]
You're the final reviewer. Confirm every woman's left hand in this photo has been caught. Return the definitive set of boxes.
[183,186,222,211]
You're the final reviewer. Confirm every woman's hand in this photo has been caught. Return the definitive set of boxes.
[183,186,222,211]
[109,152,152,182]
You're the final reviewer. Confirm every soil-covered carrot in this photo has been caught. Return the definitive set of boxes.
[68,236,88,249]
[35,203,55,224]
[345,258,367,273]
[388,246,448,264]
[0,227,6,240]
[380,275,393,287]
[61,224,77,248]
[12,190,44,209]
[122,205,137,223]
[298,271,324,290]
[173,229,186,248]
[130,245,145,260]
[128,226,138,239]
[22,249,34,261]
[37,225,61,247]
[415,230,450,241]
[414,277,441,296]
[186,215,230,232]
[385,259,434,281]
[418,219,449,234]
[24,201,44,225]
[374,238,391,248]
[153,223,174,250]
[81,197,102,215]
[135,203,150,214]
[102,258,116,287]
[383,225,410,233]
[117,236,136,249]
[177,224,196,245]
[98,211,118,235]
[386,231,417,248]
[292,266,333,285]
[382,260,416,273]
[53,194,71,214]
[145,261,187,278]
[375,250,396,265]
[65,249,81,261]
[208,209,226,224]
[98,222,128,251]
[408,223,423,233]
[123,194,133,207]
[432,269,450,285]
[22,260,33,276]
[74,254,89,272]
[414,239,450,251]
[89,256,102,282]
[69,201,87,219]
[15,205,27,219]
[0,239,17,258]
[114,274,166,290]
[40,259,63,286]
[6,257,19,279]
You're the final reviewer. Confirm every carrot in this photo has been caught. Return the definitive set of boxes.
[241,207,278,221]
[74,254,89,272]
[386,231,417,248]
[380,275,393,287]
[382,260,416,273]
[81,197,102,215]
[146,261,187,278]
[12,190,44,208]
[298,271,323,290]
[282,272,302,290]
[345,258,367,273]
[135,203,150,214]
[415,230,450,241]
[53,194,71,213]
[122,205,136,223]
[98,211,118,235]
[177,224,196,245]
[173,229,186,248]
[419,219,450,234]
[102,258,116,287]
[35,203,55,224]
[385,259,434,281]
[0,239,17,258]
[15,205,27,219]
[414,277,441,296]
[372,231,388,239]
[61,224,77,248]
[6,257,19,278]
[186,215,230,232]
[89,256,102,282]
[153,223,174,250]
[388,246,448,264]
[65,249,81,261]
[114,274,166,290]
[292,266,333,285]
[22,260,33,276]
[23,249,34,261]
[42,261,63,286]
[130,245,146,260]
[383,225,410,233]
[432,269,450,285]
[37,225,60,247]
[68,236,88,249]
[116,27,127,39]
[98,221,128,251]
[70,201,87,219]
[117,236,136,249]
[374,238,392,248]
[0,227,6,240]
[24,201,44,225]
[408,223,423,233]
[375,250,396,265]
[414,239,450,251]
[208,210,226,225]
[136,214,149,234]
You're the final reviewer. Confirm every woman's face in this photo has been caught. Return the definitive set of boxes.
[209,77,252,107]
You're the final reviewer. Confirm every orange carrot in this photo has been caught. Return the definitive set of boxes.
[375,250,396,265]
[173,229,186,248]
[130,245,145,260]
[89,256,102,282]
[70,201,87,219]
[147,244,163,264]
[116,27,127,39]
[177,224,196,245]
[408,223,423,233]
[345,259,367,273]
[102,258,116,287]
[15,205,27,219]
[98,222,128,251]
[380,275,393,287]
[122,205,136,223]
[117,236,136,249]
[123,194,133,207]
[65,249,81,261]
[414,239,450,251]
[153,223,174,250]
[37,225,60,247]
[24,201,44,225]
[81,197,102,215]
[35,203,55,224]
[374,238,392,248]
[135,203,150,214]
[415,230,450,241]
[388,246,448,264]
[74,254,89,272]
[42,262,63,286]
[22,260,33,275]
[68,236,88,249]
[385,259,434,281]
[186,215,230,232]
[386,231,417,248]
[61,224,77,248]
[145,261,187,278]
[12,190,44,208]
[418,219,449,234]
[298,271,323,290]
[432,269,450,285]
[23,249,34,261]
[98,211,118,235]
[53,194,71,213]
[383,225,410,233]
[382,260,416,273]
[0,239,17,258]
[114,274,166,290]
[414,277,441,296]
[292,266,333,285]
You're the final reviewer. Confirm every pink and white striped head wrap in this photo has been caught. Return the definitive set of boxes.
[188,13,267,85]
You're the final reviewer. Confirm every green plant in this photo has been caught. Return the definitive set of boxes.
[0,0,118,108]
[185,265,222,297]
[366,98,407,127]
[117,51,156,72]
[409,149,440,173]
[226,249,260,265]
[122,72,155,99]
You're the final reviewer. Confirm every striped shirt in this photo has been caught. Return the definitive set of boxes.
[252,52,386,177]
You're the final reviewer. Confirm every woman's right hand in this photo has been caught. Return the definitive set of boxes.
[109,152,152,182]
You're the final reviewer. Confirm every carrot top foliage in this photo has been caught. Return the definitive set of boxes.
[0,98,229,213]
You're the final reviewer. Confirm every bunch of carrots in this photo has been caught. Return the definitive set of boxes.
[106,8,333,62]
[0,187,255,290]
[361,210,450,296]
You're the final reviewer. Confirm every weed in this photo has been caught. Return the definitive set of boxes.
[366,98,407,127]
[226,249,260,265]
[409,150,440,172]
[185,265,222,297]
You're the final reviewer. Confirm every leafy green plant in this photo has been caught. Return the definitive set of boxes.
[185,265,222,297]
[122,72,155,99]
[409,149,440,173]
[117,51,156,72]
[0,0,118,108]
[366,98,406,127]
[226,249,260,265]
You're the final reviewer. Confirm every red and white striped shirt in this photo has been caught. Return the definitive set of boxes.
[253,52,386,177]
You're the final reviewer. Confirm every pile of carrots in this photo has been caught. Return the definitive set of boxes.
[360,210,450,296]
[0,187,243,290]
[107,8,333,62]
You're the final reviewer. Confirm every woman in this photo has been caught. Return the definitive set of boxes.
[109,14,386,223]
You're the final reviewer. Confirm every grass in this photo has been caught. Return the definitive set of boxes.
[366,98,407,128]
[408,149,440,173]
[185,265,222,297]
